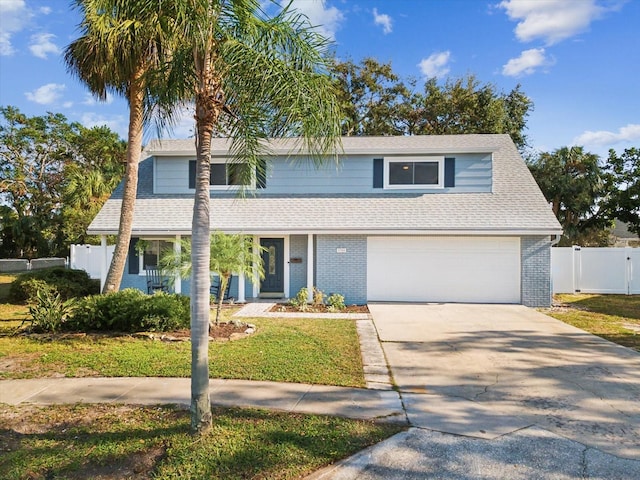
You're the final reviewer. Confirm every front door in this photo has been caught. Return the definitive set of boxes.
[260,238,284,295]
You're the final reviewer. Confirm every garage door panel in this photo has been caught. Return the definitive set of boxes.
[367,237,520,303]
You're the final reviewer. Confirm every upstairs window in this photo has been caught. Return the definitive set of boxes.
[189,160,254,189]
[210,163,251,186]
[384,156,444,189]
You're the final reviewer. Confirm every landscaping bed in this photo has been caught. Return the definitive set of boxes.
[271,303,369,314]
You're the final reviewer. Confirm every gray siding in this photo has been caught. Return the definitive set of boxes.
[289,235,308,296]
[521,235,552,307]
[153,153,492,195]
[315,235,367,304]
[263,154,491,194]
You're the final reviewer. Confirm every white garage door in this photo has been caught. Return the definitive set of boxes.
[367,236,521,303]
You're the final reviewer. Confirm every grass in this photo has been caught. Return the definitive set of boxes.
[0,276,395,479]
[548,294,640,351]
[0,403,405,480]
[0,273,364,385]
[0,273,18,301]
[0,315,365,386]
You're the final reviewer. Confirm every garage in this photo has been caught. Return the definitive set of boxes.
[367,236,521,303]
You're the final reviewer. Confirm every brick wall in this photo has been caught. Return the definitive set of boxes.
[315,235,367,305]
[521,235,552,307]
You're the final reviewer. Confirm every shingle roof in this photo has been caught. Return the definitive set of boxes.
[88,134,562,235]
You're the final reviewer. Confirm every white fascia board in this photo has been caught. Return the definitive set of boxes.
[89,228,562,237]
[148,145,500,158]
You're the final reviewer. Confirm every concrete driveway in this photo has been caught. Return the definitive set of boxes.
[369,303,640,460]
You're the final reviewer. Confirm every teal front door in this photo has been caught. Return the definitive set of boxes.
[260,238,284,294]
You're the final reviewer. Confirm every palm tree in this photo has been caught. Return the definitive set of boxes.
[64,0,174,293]
[164,0,342,433]
[159,232,266,324]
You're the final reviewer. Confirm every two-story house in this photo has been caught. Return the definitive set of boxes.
[88,134,562,307]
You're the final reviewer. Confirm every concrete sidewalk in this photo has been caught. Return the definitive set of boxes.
[0,376,405,422]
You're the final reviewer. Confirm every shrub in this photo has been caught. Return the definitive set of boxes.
[289,286,328,311]
[69,289,190,332]
[289,287,310,312]
[312,287,325,306]
[326,293,346,311]
[21,278,58,302]
[9,268,99,303]
[28,289,76,333]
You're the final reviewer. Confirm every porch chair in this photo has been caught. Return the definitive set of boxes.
[210,275,233,302]
[146,266,169,294]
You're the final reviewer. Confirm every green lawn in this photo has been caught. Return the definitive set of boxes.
[0,276,394,479]
[0,272,364,386]
[0,316,364,386]
[0,403,404,480]
[548,294,640,351]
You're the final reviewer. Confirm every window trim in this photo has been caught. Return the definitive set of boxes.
[383,156,445,189]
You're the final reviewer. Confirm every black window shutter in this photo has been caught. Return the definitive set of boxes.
[188,160,196,189]
[444,157,455,188]
[256,159,267,189]
[373,158,383,188]
[128,238,139,274]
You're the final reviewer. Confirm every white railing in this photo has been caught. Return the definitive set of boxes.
[552,246,639,295]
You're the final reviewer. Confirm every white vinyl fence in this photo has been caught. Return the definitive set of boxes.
[70,244,114,282]
[552,246,639,295]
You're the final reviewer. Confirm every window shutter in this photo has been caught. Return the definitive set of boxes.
[444,157,455,188]
[188,160,196,189]
[373,158,383,188]
[256,159,267,189]
[128,238,139,274]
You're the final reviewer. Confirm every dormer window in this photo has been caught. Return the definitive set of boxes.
[384,156,444,189]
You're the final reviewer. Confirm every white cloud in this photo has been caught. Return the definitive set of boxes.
[29,32,60,59]
[39,6,52,15]
[0,0,32,55]
[502,48,552,76]
[83,92,115,106]
[498,0,624,45]
[25,83,65,104]
[168,107,196,138]
[418,51,451,78]
[373,8,392,34]
[62,101,73,108]
[573,124,640,146]
[80,112,128,137]
[289,0,344,40]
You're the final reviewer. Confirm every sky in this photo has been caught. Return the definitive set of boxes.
[0,0,638,158]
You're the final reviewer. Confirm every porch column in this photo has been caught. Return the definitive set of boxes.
[100,235,107,291]
[307,234,314,303]
[252,236,259,298]
[174,235,181,294]
[237,272,246,303]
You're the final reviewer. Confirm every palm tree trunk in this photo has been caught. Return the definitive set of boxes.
[190,50,221,433]
[214,274,229,325]
[191,123,213,434]
[102,66,145,293]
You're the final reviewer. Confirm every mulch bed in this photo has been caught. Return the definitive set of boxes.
[270,304,369,314]
[11,322,254,343]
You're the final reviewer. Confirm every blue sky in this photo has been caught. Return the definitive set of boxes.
[0,0,638,158]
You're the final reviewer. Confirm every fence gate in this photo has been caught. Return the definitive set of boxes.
[552,246,638,294]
